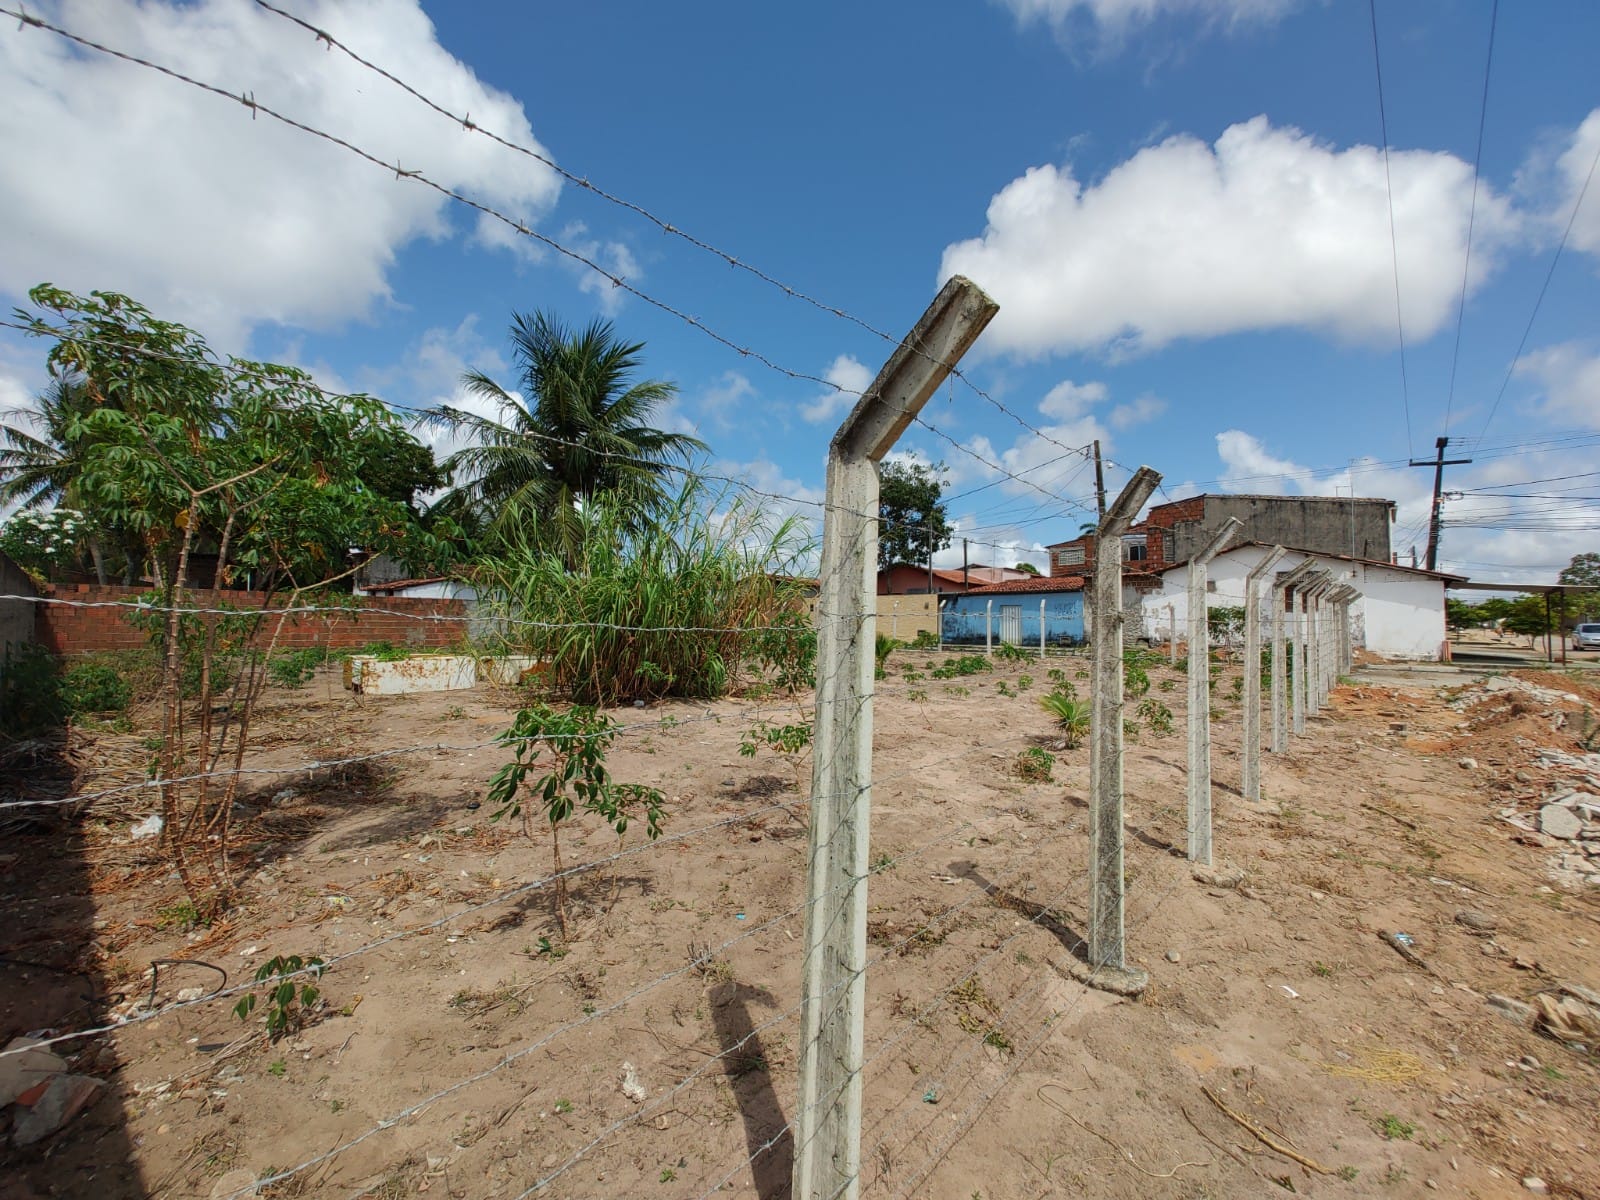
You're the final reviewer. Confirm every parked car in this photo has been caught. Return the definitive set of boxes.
[1573,623,1600,650]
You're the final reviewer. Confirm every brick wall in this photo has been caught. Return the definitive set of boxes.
[36,584,469,657]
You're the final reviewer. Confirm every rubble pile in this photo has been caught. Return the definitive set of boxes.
[0,1036,102,1146]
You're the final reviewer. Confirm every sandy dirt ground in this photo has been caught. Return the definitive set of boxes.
[3,648,1599,1200]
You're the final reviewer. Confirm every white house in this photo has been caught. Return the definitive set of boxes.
[1132,542,1465,661]
[359,575,478,602]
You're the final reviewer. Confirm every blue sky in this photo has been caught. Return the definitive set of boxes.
[2,0,1597,581]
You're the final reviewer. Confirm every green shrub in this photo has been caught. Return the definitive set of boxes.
[1014,746,1055,782]
[62,660,131,714]
[266,647,329,689]
[0,644,65,736]
[874,633,900,680]
[994,642,1030,663]
[930,654,991,680]
[911,629,939,649]
[479,480,812,706]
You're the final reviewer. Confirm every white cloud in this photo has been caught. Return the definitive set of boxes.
[801,354,872,424]
[1514,342,1600,430]
[998,0,1294,37]
[1110,393,1166,430]
[561,223,641,317]
[0,0,561,347]
[696,370,756,431]
[1038,379,1107,419]
[1555,109,1600,258]
[941,116,1516,357]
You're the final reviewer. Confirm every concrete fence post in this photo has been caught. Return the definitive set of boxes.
[1304,576,1333,717]
[1087,465,1162,994]
[794,277,996,1200]
[1241,545,1288,804]
[1168,603,1177,664]
[1293,571,1330,736]
[1270,560,1316,753]
[1185,517,1243,866]
[1039,598,1047,659]
[985,599,993,657]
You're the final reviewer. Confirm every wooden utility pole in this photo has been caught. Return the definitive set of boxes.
[794,276,997,1200]
[1087,465,1161,994]
[1185,517,1242,866]
[1240,545,1288,804]
[1410,436,1472,572]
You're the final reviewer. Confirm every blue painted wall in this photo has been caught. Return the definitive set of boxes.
[940,591,1085,647]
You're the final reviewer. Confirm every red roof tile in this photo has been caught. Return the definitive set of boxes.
[966,575,1086,594]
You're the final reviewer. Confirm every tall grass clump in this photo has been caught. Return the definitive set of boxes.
[479,479,815,705]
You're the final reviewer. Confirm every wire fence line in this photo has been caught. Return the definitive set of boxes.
[0,8,1110,521]
[226,787,1056,1200]
[0,310,1101,549]
[245,0,1128,501]
[0,718,1060,1062]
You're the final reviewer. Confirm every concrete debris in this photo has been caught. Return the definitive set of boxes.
[0,1039,68,1107]
[1533,988,1600,1047]
[1191,865,1245,889]
[209,1169,260,1198]
[129,814,163,840]
[620,1061,646,1104]
[1457,757,1478,770]
[11,1073,103,1145]
[1540,804,1585,840]
[1485,994,1535,1026]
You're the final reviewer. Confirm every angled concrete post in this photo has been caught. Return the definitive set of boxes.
[985,598,993,657]
[1039,598,1047,659]
[1327,584,1358,693]
[1241,545,1288,803]
[1087,466,1162,992]
[1185,517,1243,866]
[1270,560,1316,753]
[1303,576,1333,717]
[794,276,996,1200]
[1293,571,1330,736]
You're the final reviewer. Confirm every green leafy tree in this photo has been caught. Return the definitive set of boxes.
[1445,597,1479,630]
[11,285,454,914]
[425,310,705,560]
[878,460,951,570]
[1014,561,1040,576]
[1501,594,1556,643]
[1559,553,1600,587]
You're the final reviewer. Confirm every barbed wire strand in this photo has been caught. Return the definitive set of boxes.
[688,825,1090,1200]
[1,721,1052,1060]
[245,0,1126,498]
[0,10,1099,523]
[237,787,1052,1200]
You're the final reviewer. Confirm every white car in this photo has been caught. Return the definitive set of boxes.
[1573,623,1600,651]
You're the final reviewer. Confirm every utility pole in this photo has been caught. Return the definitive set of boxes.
[1410,437,1471,572]
[1093,439,1107,518]
[962,536,969,592]
[926,524,934,596]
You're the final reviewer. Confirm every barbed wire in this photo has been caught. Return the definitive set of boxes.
[0,312,1094,556]
[1,718,1054,1060]
[0,8,1101,525]
[230,767,1062,1200]
[244,0,1126,507]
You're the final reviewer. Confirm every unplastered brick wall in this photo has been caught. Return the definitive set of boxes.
[37,584,468,657]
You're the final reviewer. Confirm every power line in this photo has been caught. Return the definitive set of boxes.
[1443,0,1499,436]
[1476,124,1600,441]
[1367,0,1415,459]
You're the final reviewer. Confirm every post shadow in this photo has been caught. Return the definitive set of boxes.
[948,862,1088,964]
[1,747,144,1197]
[710,981,792,1200]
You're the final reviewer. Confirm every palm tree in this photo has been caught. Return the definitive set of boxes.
[0,370,120,581]
[425,311,706,559]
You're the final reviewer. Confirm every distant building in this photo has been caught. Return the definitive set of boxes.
[1046,494,1396,586]
[1133,542,1464,660]
[877,562,1032,595]
[940,575,1087,647]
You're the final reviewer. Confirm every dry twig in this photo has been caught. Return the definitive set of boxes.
[1200,1085,1333,1175]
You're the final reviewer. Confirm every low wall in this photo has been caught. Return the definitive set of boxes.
[36,584,469,657]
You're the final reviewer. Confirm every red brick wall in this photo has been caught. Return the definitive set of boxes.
[36,584,469,657]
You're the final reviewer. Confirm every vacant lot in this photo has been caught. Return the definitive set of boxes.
[3,650,1599,1199]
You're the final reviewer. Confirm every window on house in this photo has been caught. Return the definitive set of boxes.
[1056,546,1085,566]
[1122,536,1147,562]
